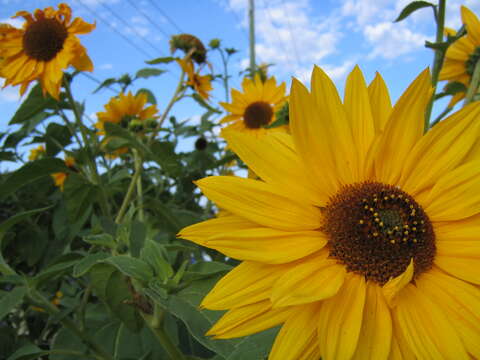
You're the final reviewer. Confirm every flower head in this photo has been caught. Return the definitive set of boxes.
[28,144,46,161]
[96,91,159,158]
[0,3,95,99]
[179,65,480,359]
[170,33,206,64]
[220,75,287,136]
[178,58,212,100]
[439,6,480,106]
[52,156,75,191]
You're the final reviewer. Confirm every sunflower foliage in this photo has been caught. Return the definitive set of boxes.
[2,1,480,360]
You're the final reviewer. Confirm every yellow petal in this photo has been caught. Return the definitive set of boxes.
[269,303,321,360]
[271,253,346,307]
[223,131,328,205]
[318,273,366,360]
[417,268,480,358]
[311,65,356,185]
[201,261,289,310]
[443,36,475,62]
[382,259,414,308]
[393,283,469,360]
[462,6,480,45]
[344,65,375,178]
[352,282,392,360]
[374,69,432,184]
[436,240,480,257]
[289,77,340,195]
[425,161,480,221]
[177,215,255,245]
[368,71,392,133]
[435,255,480,285]
[399,102,480,195]
[207,300,293,339]
[195,176,322,231]
[390,310,417,359]
[205,228,327,264]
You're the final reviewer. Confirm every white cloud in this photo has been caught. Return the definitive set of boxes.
[0,17,22,27]
[99,63,114,70]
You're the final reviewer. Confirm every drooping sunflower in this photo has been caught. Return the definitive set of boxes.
[439,6,480,107]
[178,58,212,100]
[179,65,480,359]
[0,3,95,99]
[95,91,159,158]
[219,75,287,135]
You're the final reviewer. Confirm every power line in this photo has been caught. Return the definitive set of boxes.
[98,0,166,57]
[80,72,119,94]
[146,0,184,33]
[74,0,155,59]
[125,0,171,39]
[280,0,301,68]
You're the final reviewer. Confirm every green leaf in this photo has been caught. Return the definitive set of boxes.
[191,93,222,114]
[44,123,72,156]
[103,122,145,155]
[93,77,118,93]
[34,254,83,284]
[444,81,467,95]
[141,240,173,280]
[0,158,67,199]
[145,56,176,65]
[0,151,15,161]
[148,141,182,177]
[73,252,110,277]
[136,88,157,104]
[135,68,166,79]
[83,233,117,249]
[0,286,27,321]
[9,84,57,125]
[7,343,44,360]
[395,1,434,22]
[63,173,98,221]
[129,221,146,258]
[104,255,154,282]
[183,261,232,282]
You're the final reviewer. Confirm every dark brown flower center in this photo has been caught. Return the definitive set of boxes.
[322,182,435,285]
[243,101,273,129]
[23,18,68,62]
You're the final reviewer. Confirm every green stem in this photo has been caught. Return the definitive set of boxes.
[424,0,446,132]
[464,59,480,105]
[28,290,113,360]
[115,151,143,224]
[134,150,145,222]
[218,49,230,102]
[142,306,185,360]
[62,78,110,216]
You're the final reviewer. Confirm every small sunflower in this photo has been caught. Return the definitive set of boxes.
[28,144,46,161]
[95,91,159,158]
[179,65,480,359]
[439,6,480,107]
[220,75,287,135]
[178,58,212,100]
[0,3,95,99]
[52,156,75,191]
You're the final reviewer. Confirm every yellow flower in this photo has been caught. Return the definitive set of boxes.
[96,91,159,158]
[178,59,212,100]
[0,3,94,99]
[439,6,480,107]
[179,65,480,359]
[220,75,287,135]
[52,156,75,191]
[28,144,46,161]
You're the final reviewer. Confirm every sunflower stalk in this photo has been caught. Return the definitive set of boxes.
[115,150,143,224]
[424,0,446,132]
[464,58,480,105]
[134,150,145,222]
[217,48,230,102]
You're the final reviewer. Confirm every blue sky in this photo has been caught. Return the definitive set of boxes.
[2,0,480,144]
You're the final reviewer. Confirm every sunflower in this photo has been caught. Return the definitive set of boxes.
[178,58,212,100]
[52,156,75,191]
[219,75,287,135]
[0,3,94,99]
[96,91,159,158]
[179,65,480,359]
[28,144,46,161]
[439,6,480,107]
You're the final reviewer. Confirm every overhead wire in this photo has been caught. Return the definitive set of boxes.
[146,0,184,33]
[280,0,301,68]
[125,0,171,39]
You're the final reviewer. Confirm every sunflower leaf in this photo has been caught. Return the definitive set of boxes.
[145,56,176,65]
[135,68,166,80]
[395,1,434,22]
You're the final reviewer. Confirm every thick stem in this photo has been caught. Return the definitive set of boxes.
[115,151,143,224]
[28,290,113,360]
[424,0,446,132]
[134,150,145,222]
[464,59,480,105]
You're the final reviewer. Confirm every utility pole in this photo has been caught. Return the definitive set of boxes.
[248,0,256,78]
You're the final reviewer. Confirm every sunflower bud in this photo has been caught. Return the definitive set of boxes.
[170,34,206,64]
[145,118,157,129]
[209,38,221,49]
[129,119,144,133]
[195,137,208,151]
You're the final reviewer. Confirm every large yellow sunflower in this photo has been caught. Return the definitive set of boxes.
[439,6,480,106]
[0,3,94,99]
[219,75,287,135]
[96,91,159,158]
[179,65,480,359]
